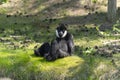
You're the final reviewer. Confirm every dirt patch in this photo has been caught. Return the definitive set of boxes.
[95,40,120,57]
[99,22,113,31]
[99,70,120,80]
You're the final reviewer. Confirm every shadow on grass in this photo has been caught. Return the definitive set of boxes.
[0,1,120,80]
[36,0,82,16]
[0,12,107,43]
[0,43,119,80]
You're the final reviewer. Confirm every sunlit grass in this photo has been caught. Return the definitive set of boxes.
[0,21,119,79]
[0,22,119,80]
[0,1,120,79]
[0,45,85,80]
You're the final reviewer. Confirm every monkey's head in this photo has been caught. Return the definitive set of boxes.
[56,23,68,38]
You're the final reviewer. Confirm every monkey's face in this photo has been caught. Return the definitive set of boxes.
[56,24,67,38]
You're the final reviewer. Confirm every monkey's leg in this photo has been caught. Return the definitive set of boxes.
[34,42,50,57]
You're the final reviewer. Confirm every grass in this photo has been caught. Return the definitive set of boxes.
[0,0,120,79]
[0,23,119,80]
[0,46,84,80]
[0,13,120,79]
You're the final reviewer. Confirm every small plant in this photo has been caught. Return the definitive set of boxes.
[0,0,8,3]
[83,47,96,56]
[92,0,97,3]
[113,19,120,32]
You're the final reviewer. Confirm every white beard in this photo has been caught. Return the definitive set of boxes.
[56,30,67,38]
[56,30,60,38]
[62,30,67,38]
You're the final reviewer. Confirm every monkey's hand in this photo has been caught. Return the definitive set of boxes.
[58,49,69,58]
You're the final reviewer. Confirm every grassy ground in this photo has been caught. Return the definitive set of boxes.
[0,0,120,80]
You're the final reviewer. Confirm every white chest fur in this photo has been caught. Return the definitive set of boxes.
[56,30,67,38]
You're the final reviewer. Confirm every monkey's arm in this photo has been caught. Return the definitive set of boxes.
[49,40,60,60]
[67,34,74,55]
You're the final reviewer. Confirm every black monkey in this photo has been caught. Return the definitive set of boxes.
[34,23,74,61]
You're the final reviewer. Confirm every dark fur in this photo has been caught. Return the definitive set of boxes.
[34,24,74,61]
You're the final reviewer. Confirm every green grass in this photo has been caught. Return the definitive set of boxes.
[0,28,119,80]
[0,15,120,79]
[0,0,120,79]
[0,46,84,80]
